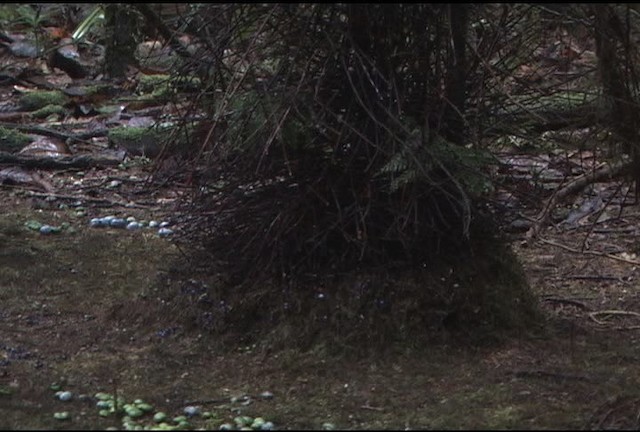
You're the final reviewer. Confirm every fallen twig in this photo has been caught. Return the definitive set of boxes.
[565,275,621,281]
[588,310,640,322]
[26,191,159,210]
[511,369,593,382]
[592,227,638,234]
[182,395,250,406]
[542,297,591,310]
[526,161,631,241]
[361,404,384,412]
[540,238,640,266]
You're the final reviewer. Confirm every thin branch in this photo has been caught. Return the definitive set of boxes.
[540,238,640,265]
[526,161,631,240]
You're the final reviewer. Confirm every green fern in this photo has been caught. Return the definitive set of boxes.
[377,133,495,196]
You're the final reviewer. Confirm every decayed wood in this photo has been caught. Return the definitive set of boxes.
[0,151,123,169]
[526,161,631,240]
[484,102,600,137]
[0,122,109,142]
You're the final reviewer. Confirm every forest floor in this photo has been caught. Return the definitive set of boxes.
[2,12,640,430]
[2,160,640,431]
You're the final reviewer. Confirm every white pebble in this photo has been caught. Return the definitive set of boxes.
[183,405,200,417]
[109,218,127,228]
[57,391,73,401]
[158,228,173,237]
[260,422,275,430]
[259,391,274,400]
[39,225,54,234]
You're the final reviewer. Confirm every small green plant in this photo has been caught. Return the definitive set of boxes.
[0,127,32,153]
[14,4,51,30]
[377,132,496,197]
[72,5,105,42]
[12,4,53,49]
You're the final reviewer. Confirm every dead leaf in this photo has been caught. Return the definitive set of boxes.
[18,136,71,157]
[44,26,69,41]
[128,116,155,128]
[8,40,41,58]
[0,167,56,192]
[0,166,34,184]
[30,171,56,193]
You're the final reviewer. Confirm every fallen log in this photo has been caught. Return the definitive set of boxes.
[0,151,124,169]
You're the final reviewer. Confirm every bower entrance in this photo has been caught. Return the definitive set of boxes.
[152,4,541,353]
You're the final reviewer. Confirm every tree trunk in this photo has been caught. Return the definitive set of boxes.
[594,4,640,193]
[104,5,139,79]
[443,4,468,146]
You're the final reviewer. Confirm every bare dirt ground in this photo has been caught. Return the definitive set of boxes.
[4,4,637,429]
[2,161,640,430]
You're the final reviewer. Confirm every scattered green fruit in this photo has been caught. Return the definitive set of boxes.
[137,402,154,412]
[97,400,112,409]
[176,421,190,430]
[95,392,111,400]
[251,417,265,428]
[53,411,71,420]
[173,416,187,423]
[125,406,144,418]
[154,412,168,423]
[25,220,43,231]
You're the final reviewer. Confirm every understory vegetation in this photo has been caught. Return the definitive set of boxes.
[157,4,551,350]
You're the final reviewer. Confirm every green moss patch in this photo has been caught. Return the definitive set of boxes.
[137,74,171,94]
[0,126,31,152]
[18,90,69,112]
[30,104,68,119]
[108,126,165,158]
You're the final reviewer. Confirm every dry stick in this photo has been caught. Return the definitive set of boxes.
[589,310,640,320]
[26,191,159,210]
[526,160,631,241]
[579,180,624,252]
[360,404,384,412]
[607,325,640,331]
[542,297,591,310]
[511,369,593,382]
[593,227,637,234]
[565,275,621,281]
[0,122,108,143]
[133,4,194,61]
[0,152,122,169]
[539,238,640,266]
